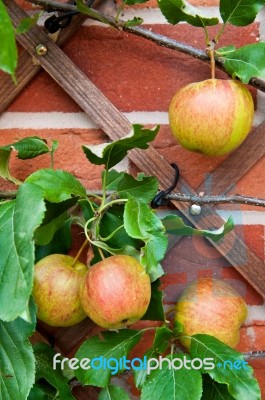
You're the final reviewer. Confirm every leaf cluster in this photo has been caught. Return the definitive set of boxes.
[1,0,265,83]
[0,127,241,399]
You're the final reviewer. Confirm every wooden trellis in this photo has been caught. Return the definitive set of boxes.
[1,1,265,397]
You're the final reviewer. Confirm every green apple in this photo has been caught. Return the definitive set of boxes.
[32,254,88,327]
[168,79,254,156]
[79,255,151,329]
[174,278,248,349]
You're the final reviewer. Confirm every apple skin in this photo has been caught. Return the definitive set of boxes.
[79,255,151,329]
[174,278,248,349]
[32,254,88,327]
[168,79,254,156]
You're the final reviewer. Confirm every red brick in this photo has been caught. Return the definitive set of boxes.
[116,0,220,9]
[189,0,219,4]
[221,267,263,306]
[9,24,259,113]
[237,326,265,398]
[152,125,265,202]
[15,0,65,9]
[0,128,107,190]
[236,157,265,210]
[237,326,265,352]
[244,225,264,262]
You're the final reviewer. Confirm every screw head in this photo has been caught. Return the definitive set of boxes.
[189,204,201,215]
[35,44,48,56]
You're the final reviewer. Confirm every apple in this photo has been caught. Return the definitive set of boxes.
[79,255,151,329]
[174,278,247,349]
[32,254,88,327]
[168,79,254,156]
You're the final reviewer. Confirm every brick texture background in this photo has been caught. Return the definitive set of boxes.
[1,0,265,398]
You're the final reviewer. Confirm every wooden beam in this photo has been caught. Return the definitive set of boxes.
[0,10,87,114]
[4,0,265,297]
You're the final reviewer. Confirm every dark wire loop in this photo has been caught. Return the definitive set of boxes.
[44,11,78,33]
[44,0,95,34]
[151,163,180,208]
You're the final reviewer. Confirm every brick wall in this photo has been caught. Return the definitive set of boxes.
[1,0,265,398]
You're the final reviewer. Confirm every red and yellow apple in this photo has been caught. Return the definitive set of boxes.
[32,254,88,327]
[168,79,254,156]
[174,277,248,348]
[79,255,151,329]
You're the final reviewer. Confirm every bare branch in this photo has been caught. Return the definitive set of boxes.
[244,350,265,360]
[1,188,265,207]
[165,193,265,208]
[26,0,265,92]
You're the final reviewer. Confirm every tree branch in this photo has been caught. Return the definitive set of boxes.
[165,193,265,208]
[1,189,265,207]
[26,0,265,93]
[244,350,265,360]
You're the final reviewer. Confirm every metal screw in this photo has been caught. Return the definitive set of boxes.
[35,44,48,56]
[189,204,202,215]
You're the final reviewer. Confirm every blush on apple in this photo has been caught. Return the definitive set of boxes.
[174,278,248,349]
[32,254,88,327]
[168,79,254,156]
[79,255,151,329]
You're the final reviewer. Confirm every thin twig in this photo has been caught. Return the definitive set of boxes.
[0,190,17,199]
[1,188,265,207]
[165,193,265,208]
[26,0,265,93]
[243,350,265,360]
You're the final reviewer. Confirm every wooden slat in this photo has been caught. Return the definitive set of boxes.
[201,124,265,195]
[0,12,87,114]
[4,0,265,297]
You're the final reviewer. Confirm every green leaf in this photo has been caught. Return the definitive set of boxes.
[90,239,141,259]
[35,219,72,262]
[75,330,143,387]
[15,11,42,34]
[108,171,159,203]
[124,17,144,27]
[99,384,131,400]
[219,42,265,83]
[34,198,76,246]
[34,343,75,400]
[202,374,235,400]
[162,214,234,242]
[0,136,50,184]
[0,0,17,76]
[124,198,168,281]
[220,0,263,26]
[190,334,261,400]
[125,0,149,4]
[0,182,45,321]
[26,169,86,202]
[1,136,50,159]
[76,0,110,25]
[34,212,68,245]
[0,303,36,400]
[28,383,50,400]
[157,0,219,27]
[142,279,165,321]
[100,205,141,250]
[134,326,172,388]
[82,124,159,169]
[140,353,203,400]
[106,170,125,190]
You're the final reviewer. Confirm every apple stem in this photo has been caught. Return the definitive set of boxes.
[206,41,216,80]
[210,50,216,79]
[98,247,106,260]
[165,307,175,319]
[72,238,89,268]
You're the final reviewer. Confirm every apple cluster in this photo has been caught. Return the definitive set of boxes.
[32,254,151,328]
